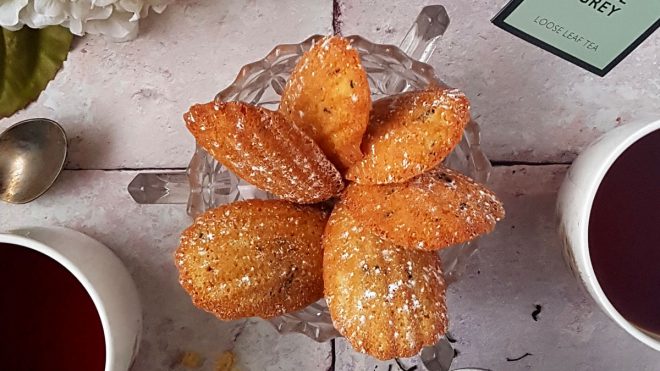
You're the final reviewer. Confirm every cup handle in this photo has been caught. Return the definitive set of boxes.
[419,336,454,371]
[383,5,450,94]
[127,171,189,204]
[398,5,450,64]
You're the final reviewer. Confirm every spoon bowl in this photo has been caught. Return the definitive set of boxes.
[0,118,67,204]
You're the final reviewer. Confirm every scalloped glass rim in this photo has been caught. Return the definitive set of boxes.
[185,34,492,343]
[214,35,442,104]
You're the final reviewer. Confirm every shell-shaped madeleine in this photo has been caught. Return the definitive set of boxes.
[346,88,470,184]
[185,101,344,204]
[323,202,448,360]
[280,35,371,173]
[344,166,505,250]
[176,200,328,320]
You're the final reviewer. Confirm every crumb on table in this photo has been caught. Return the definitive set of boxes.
[215,350,237,371]
[180,351,204,368]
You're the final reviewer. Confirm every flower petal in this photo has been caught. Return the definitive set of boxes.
[0,0,29,27]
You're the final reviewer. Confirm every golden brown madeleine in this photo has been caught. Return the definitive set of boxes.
[344,166,505,250]
[324,202,448,360]
[175,200,329,320]
[345,88,470,184]
[185,101,343,203]
[280,35,371,172]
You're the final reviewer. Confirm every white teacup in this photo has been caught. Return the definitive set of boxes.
[0,227,142,370]
[557,118,660,351]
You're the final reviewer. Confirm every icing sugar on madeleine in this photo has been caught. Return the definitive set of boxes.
[185,101,343,204]
[280,35,371,173]
[346,88,470,185]
[323,202,448,359]
[343,166,505,251]
[176,200,328,320]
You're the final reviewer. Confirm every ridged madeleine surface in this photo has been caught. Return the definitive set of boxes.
[176,200,328,320]
[345,88,470,184]
[185,101,343,203]
[280,35,371,172]
[344,166,505,250]
[324,202,448,360]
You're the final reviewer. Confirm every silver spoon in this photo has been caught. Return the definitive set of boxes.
[0,118,67,204]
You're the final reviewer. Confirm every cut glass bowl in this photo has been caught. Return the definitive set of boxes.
[129,5,490,369]
[185,33,491,343]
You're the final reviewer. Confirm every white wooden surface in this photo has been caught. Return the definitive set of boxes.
[0,0,332,169]
[2,0,658,168]
[338,0,660,163]
[1,0,659,370]
[2,167,659,370]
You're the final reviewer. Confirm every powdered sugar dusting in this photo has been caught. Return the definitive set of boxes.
[345,88,470,185]
[323,203,448,359]
[184,101,343,204]
[279,35,371,172]
[175,199,328,320]
[344,166,505,250]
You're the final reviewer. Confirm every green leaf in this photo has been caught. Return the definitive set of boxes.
[0,26,73,118]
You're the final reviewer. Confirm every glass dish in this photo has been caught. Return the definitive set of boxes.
[186,7,491,283]
[129,6,490,370]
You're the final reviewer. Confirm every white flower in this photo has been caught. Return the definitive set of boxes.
[0,0,171,41]
[0,0,28,30]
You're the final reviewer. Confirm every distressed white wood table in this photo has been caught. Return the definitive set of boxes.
[1,1,659,370]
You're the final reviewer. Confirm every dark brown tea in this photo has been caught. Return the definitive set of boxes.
[589,129,660,335]
[0,243,106,371]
